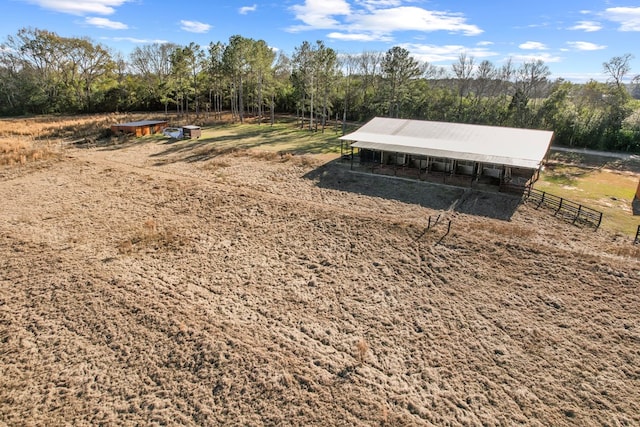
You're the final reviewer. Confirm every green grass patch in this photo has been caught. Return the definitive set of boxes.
[195,122,344,155]
[536,163,639,236]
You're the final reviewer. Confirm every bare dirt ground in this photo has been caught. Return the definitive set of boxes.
[1,133,639,426]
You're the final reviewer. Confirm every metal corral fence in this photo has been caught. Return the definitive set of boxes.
[524,187,603,230]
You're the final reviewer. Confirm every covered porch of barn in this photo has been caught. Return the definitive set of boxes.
[339,117,554,193]
[348,149,541,191]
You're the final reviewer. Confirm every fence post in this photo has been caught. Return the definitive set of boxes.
[436,220,452,245]
[554,198,564,216]
[572,205,583,225]
[536,191,546,209]
[595,213,603,231]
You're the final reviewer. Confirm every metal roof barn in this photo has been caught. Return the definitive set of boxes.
[339,117,554,170]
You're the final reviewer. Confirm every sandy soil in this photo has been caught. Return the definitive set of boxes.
[1,136,639,426]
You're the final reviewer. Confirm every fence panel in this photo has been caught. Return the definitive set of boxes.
[525,188,602,230]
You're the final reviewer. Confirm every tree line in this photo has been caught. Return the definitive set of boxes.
[1,27,639,151]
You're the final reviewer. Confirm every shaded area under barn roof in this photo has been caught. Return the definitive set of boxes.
[340,117,554,169]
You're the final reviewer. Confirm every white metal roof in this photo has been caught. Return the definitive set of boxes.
[339,117,554,169]
[112,120,167,127]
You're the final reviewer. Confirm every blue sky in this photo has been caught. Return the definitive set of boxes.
[2,0,639,83]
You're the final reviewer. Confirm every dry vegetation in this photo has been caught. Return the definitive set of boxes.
[1,115,639,426]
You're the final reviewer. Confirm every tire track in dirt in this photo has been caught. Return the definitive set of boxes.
[69,147,441,231]
[2,143,639,426]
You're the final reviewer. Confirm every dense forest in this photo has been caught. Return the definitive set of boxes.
[1,27,639,151]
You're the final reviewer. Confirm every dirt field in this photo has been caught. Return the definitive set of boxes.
[1,125,639,426]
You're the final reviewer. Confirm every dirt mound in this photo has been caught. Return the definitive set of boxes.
[1,139,638,426]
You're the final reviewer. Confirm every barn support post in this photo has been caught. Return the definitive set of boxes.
[350,146,354,170]
[394,152,398,176]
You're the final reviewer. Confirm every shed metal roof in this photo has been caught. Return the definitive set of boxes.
[112,120,167,127]
[339,117,554,169]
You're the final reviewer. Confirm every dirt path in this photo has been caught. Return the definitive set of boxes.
[1,140,639,426]
[551,145,640,161]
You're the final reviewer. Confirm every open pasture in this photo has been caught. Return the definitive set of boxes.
[1,115,639,426]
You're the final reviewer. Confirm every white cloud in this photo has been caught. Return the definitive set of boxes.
[476,41,494,47]
[327,31,392,42]
[23,0,128,15]
[510,52,563,63]
[179,20,212,33]
[106,37,169,44]
[603,7,640,31]
[353,7,482,36]
[85,17,128,29]
[288,1,482,37]
[356,0,402,12]
[401,43,498,63]
[567,41,606,51]
[568,20,602,32]
[239,4,257,15]
[519,41,547,50]
[290,0,351,30]
[551,71,607,84]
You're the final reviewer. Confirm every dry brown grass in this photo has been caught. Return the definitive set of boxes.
[118,218,186,254]
[281,152,321,167]
[610,243,640,258]
[0,113,165,140]
[0,139,59,165]
[474,219,536,239]
[0,113,156,166]
[356,338,369,366]
[202,159,232,170]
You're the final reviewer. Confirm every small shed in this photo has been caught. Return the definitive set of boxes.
[110,120,168,137]
[182,125,201,139]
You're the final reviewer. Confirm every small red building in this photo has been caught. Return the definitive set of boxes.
[111,120,168,137]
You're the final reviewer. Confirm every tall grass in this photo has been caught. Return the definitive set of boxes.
[0,113,162,166]
[0,138,59,166]
[118,218,186,254]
